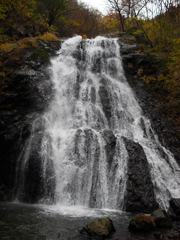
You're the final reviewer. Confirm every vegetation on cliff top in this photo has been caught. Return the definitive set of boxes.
[105,0,180,133]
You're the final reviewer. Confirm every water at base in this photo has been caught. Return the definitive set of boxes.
[16,36,180,211]
[0,202,136,240]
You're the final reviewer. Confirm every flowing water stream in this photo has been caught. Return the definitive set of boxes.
[15,36,180,214]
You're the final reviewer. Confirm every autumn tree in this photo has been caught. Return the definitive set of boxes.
[107,0,126,31]
[57,1,102,37]
[36,0,68,26]
[0,0,43,39]
[100,11,119,33]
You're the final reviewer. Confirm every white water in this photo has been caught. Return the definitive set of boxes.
[17,36,180,211]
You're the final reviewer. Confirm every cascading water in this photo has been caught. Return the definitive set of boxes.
[16,36,180,211]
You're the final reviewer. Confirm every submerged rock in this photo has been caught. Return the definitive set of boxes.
[129,215,156,232]
[80,217,116,237]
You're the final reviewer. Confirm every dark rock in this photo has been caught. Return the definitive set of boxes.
[139,117,148,138]
[73,82,80,99]
[169,198,180,216]
[16,132,55,203]
[98,85,112,124]
[80,217,116,237]
[129,215,156,232]
[92,52,102,73]
[122,53,151,75]
[102,130,116,166]
[90,86,96,104]
[123,137,159,213]
[0,40,60,201]
[121,34,136,43]
[152,210,172,228]
[122,53,180,165]
[119,42,141,54]
[154,232,167,239]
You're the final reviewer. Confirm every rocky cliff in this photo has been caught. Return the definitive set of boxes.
[0,38,60,200]
[0,37,180,213]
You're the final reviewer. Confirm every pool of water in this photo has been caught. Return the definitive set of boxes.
[0,202,157,240]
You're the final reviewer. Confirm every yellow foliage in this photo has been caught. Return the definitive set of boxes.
[82,34,88,39]
[0,38,38,53]
[48,25,58,33]
[37,33,60,42]
[141,75,156,84]
[0,71,5,77]
[19,38,38,48]
[101,13,119,33]
[137,68,143,76]
[0,32,60,54]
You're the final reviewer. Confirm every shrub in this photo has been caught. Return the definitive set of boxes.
[37,32,60,42]
[82,34,88,39]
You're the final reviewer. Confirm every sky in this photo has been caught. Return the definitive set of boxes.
[79,0,108,14]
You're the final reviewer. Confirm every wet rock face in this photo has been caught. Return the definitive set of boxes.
[123,137,159,213]
[0,40,60,201]
[169,198,180,216]
[98,85,112,124]
[17,132,55,203]
[120,41,180,165]
[103,130,116,166]
[119,42,141,55]
[122,53,151,75]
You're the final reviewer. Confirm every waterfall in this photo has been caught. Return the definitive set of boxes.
[16,36,180,211]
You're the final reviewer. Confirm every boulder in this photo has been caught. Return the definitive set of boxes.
[169,198,180,216]
[80,217,116,237]
[129,215,156,232]
[119,42,141,55]
[121,33,136,43]
[152,210,172,228]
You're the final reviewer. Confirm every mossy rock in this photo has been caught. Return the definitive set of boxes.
[80,217,116,237]
[129,215,156,232]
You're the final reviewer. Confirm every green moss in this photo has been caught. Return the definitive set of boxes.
[88,218,115,236]
[26,48,50,68]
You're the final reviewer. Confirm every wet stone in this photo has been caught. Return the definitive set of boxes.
[98,85,112,123]
[103,130,116,166]
[129,215,156,232]
[152,210,172,229]
[80,217,116,237]
[73,82,80,99]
